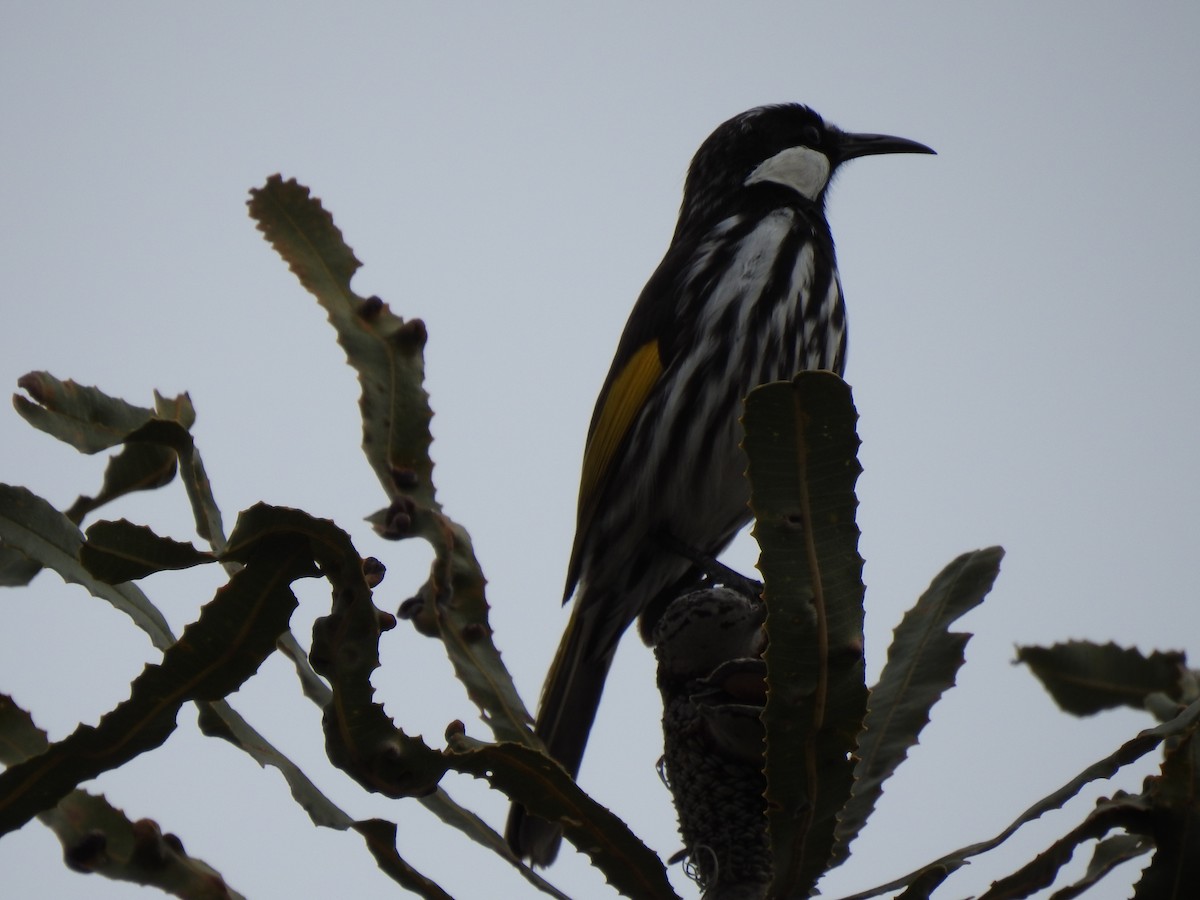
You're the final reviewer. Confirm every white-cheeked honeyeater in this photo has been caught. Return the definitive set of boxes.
[506,103,933,865]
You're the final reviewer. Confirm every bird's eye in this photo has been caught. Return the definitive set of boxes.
[800,125,822,148]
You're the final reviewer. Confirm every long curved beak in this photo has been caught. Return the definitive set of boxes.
[836,130,936,163]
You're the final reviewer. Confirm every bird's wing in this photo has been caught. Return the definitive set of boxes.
[561,236,697,602]
[576,337,663,523]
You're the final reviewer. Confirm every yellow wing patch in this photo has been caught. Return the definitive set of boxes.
[578,339,663,515]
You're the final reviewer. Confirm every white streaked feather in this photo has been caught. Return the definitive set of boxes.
[576,206,839,645]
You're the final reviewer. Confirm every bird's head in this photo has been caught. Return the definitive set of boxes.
[677,103,934,236]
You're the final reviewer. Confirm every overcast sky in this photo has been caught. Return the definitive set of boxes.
[2,4,1198,899]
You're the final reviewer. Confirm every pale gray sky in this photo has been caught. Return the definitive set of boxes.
[2,4,1198,898]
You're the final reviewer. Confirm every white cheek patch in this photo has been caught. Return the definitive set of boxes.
[745,146,831,201]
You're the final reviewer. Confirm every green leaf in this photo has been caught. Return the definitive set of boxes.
[1134,715,1200,898]
[446,732,678,900]
[978,794,1147,899]
[81,519,215,583]
[1018,641,1187,717]
[125,418,226,551]
[249,176,533,746]
[742,371,866,897]
[274,631,334,707]
[893,867,950,899]
[9,376,205,580]
[416,788,572,900]
[198,695,464,899]
[67,391,194,520]
[0,542,41,588]
[1051,834,1150,899]
[0,694,54,766]
[845,698,1200,899]
[13,372,157,453]
[0,536,309,837]
[223,502,354,566]
[2,378,196,591]
[0,484,175,650]
[0,695,245,899]
[352,819,454,900]
[153,390,197,430]
[64,441,179,524]
[833,546,1004,865]
[247,175,435,510]
[411,515,536,745]
[194,699,352,831]
[228,503,449,797]
[0,490,347,836]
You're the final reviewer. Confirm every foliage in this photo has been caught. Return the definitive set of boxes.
[0,177,1195,899]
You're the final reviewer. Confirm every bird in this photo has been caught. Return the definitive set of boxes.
[506,103,934,864]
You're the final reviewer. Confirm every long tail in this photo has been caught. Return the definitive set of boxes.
[505,596,617,865]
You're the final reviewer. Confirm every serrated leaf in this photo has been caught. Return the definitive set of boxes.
[0,541,41,587]
[352,819,454,900]
[742,371,866,897]
[82,519,215,583]
[415,514,535,745]
[894,867,950,899]
[0,484,174,650]
[153,390,197,429]
[13,372,157,453]
[978,795,1145,899]
[311,567,449,798]
[1049,834,1150,899]
[1018,641,1186,716]
[194,699,351,831]
[833,546,1004,866]
[415,788,571,900]
[0,536,308,836]
[275,631,335,707]
[226,502,448,796]
[11,375,204,550]
[1134,719,1200,898]
[222,502,347,562]
[0,695,245,899]
[125,418,226,550]
[249,177,532,747]
[247,175,435,510]
[447,733,678,900]
[0,489,349,840]
[65,441,179,524]
[0,694,51,766]
[848,699,1200,899]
